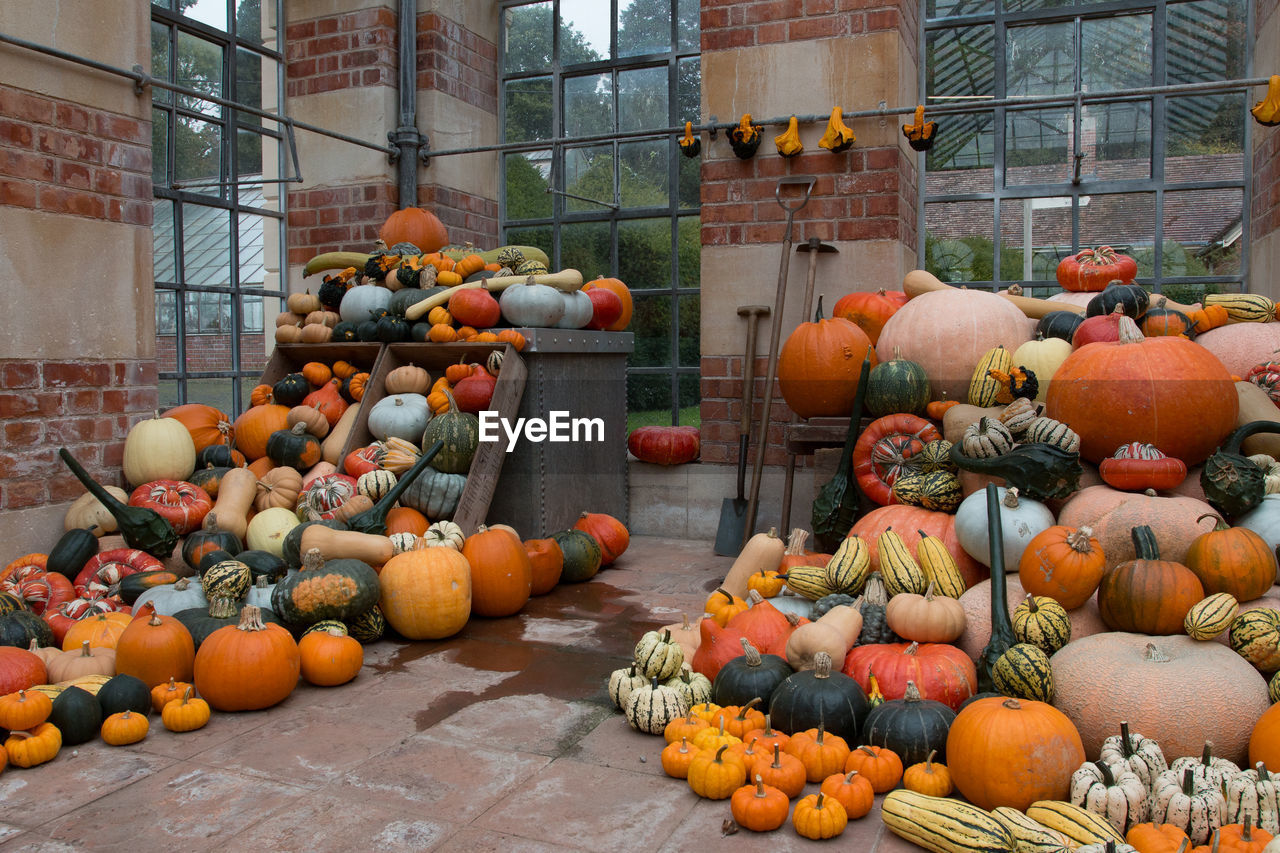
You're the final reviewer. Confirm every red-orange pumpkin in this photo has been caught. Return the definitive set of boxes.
[842,641,977,710]
[162,404,235,453]
[1250,701,1280,768]
[461,526,532,618]
[378,206,448,253]
[1183,515,1279,602]
[582,277,633,331]
[831,289,903,345]
[1045,315,1238,465]
[627,426,700,465]
[573,512,628,566]
[302,380,348,428]
[524,537,564,596]
[448,288,501,329]
[777,300,878,419]
[1096,525,1205,635]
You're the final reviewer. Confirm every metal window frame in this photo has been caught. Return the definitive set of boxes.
[498,0,700,426]
[918,0,1253,293]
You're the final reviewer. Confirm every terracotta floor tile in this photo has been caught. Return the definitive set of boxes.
[36,763,309,849]
[563,712,668,777]
[469,758,698,848]
[0,826,23,845]
[0,744,176,828]
[434,827,590,853]
[326,735,551,820]
[218,787,460,853]
[0,836,80,852]
[425,693,613,756]
[133,706,277,761]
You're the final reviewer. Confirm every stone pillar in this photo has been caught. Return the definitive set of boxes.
[1253,0,1280,301]
[0,0,157,551]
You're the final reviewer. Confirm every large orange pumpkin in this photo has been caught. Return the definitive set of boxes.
[831,289,903,344]
[877,288,1033,402]
[945,696,1085,811]
[462,526,532,618]
[1017,525,1107,609]
[113,610,196,687]
[379,206,448,253]
[1250,701,1280,768]
[777,302,877,419]
[193,605,300,711]
[231,404,290,461]
[162,404,235,453]
[1182,515,1279,602]
[378,544,471,639]
[849,505,987,590]
[582,277,633,331]
[1045,315,1238,465]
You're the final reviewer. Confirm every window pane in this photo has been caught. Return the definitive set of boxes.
[1163,188,1244,276]
[619,218,672,289]
[678,149,699,209]
[159,380,181,410]
[152,109,170,184]
[156,290,178,336]
[678,373,700,422]
[504,2,553,73]
[235,0,266,46]
[677,216,700,287]
[631,295,673,367]
[1080,193,1154,265]
[235,47,266,117]
[927,27,995,99]
[151,22,172,105]
[1168,0,1246,83]
[926,113,995,193]
[618,0,670,57]
[182,203,232,286]
[505,151,553,220]
[1004,0,1071,15]
[998,197,1076,284]
[174,116,224,190]
[925,201,995,283]
[1005,108,1071,185]
[154,200,177,282]
[176,31,224,113]
[677,294,700,367]
[677,58,700,123]
[505,76,552,142]
[560,0,610,63]
[182,0,227,31]
[503,226,554,263]
[1089,101,1151,180]
[238,212,267,285]
[677,0,700,51]
[564,145,614,211]
[929,0,994,16]
[235,128,264,182]
[239,294,273,372]
[628,373,673,422]
[1166,93,1246,167]
[561,221,612,280]
[1007,23,1074,97]
[1082,14,1151,91]
[619,66,668,132]
[564,74,612,137]
[619,140,668,208]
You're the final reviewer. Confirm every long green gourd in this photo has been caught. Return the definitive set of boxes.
[978,483,1017,693]
[344,440,443,535]
[58,447,179,558]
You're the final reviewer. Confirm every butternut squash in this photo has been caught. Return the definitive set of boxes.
[1235,380,1280,457]
[321,402,360,465]
[721,528,785,599]
[784,603,863,671]
[299,523,394,566]
[210,467,259,541]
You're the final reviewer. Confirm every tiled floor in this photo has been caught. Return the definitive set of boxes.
[0,536,921,851]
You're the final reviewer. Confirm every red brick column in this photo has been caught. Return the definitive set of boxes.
[1254,131,1279,246]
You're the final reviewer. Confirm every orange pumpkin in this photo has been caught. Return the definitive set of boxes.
[62,612,131,651]
[1096,525,1205,635]
[831,289,903,345]
[162,404,235,453]
[524,537,564,596]
[379,206,448,253]
[582,277,633,331]
[1126,822,1190,853]
[1017,525,1107,609]
[385,507,430,538]
[1250,701,1280,768]
[112,610,196,688]
[777,299,877,419]
[193,605,300,711]
[842,744,903,793]
[1183,515,1279,602]
[232,404,290,461]
[1045,315,1238,465]
[461,526,533,618]
[573,512,629,566]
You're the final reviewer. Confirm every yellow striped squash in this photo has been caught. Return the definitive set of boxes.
[1012,595,1072,655]
[1204,292,1277,323]
[1183,592,1239,641]
[1270,670,1279,704]
[882,789,1018,853]
[1228,608,1280,670]
[992,643,1055,703]
[1025,801,1126,846]
[990,807,1074,853]
[781,564,835,600]
[916,531,968,599]
[879,528,929,596]
[825,535,870,595]
[968,345,1014,406]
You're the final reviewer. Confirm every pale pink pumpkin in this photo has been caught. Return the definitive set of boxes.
[1055,485,1218,567]
[956,574,1106,662]
[1196,322,1280,378]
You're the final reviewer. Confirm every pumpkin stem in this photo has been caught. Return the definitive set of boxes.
[1258,762,1271,783]
[149,613,163,627]
[1001,487,1020,508]
[772,743,784,769]
[1096,760,1115,786]
[1130,525,1161,560]
[784,528,810,556]
[1199,741,1214,767]
[903,680,922,703]
[923,750,937,771]
[844,769,861,783]
[737,697,762,720]
[740,638,763,667]
[1002,698,1022,710]
[235,605,267,632]
[1180,767,1196,796]
[301,548,325,572]
[754,774,769,797]
[812,651,832,678]
[1023,593,1039,613]
[1242,815,1254,842]
[904,641,920,657]
[1066,526,1094,552]
[1117,314,1145,344]
[714,744,729,763]
[1195,512,1231,531]
[80,641,93,658]
[1142,643,1171,663]
[1119,721,1136,757]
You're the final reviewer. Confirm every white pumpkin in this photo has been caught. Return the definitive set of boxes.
[245,575,275,609]
[1238,494,1280,551]
[500,279,565,327]
[367,394,431,443]
[122,415,196,488]
[245,506,301,557]
[338,284,393,324]
[954,486,1055,569]
[1012,335,1072,403]
[133,577,209,616]
[555,290,594,329]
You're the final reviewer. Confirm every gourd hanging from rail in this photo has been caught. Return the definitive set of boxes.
[902,105,938,152]
[1251,74,1280,126]
[819,106,856,153]
[774,116,804,158]
[678,121,701,158]
[728,113,763,159]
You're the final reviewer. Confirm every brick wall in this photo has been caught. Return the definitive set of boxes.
[0,361,158,510]
[155,335,268,373]
[1253,130,1279,244]
[702,0,918,63]
[700,355,805,468]
[0,83,151,225]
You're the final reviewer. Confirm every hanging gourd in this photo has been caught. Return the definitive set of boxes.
[774,116,803,158]
[818,106,856,153]
[728,113,763,159]
[677,121,700,158]
[902,105,938,151]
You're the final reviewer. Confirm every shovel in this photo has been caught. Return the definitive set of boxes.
[714,304,770,556]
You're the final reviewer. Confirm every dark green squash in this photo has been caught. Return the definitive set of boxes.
[1140,305,1196,339]
[389,285,443,318]
[949,441,1082,501]
[767,651,869,745]
[272,372,311,407]
[1200,421,1280,518]
[49,685,103,746]
[356,320,379,342]
[865,348,931,417]
[0,592,25,617]
[270,550,380,628]
[117,570,186,605]
[1086,281,1149,320]
[181,513,242,570]
[97,673,152,717]
[266,423,323,470]
[374,313,410,343]
[410,322,433,342]
[860,680,956,765]
[189,464,232,498]
[46,528,99,580]
[174,605,285,646]
[318,276,349,312]
[347,605,386,644]
[1035,312,1085,343]
[551,529,603,583]
[710,638,794,707]
[957,691,1002,713]
[197,549,236,574]
[235,550,287,583]
[196,445,242,469]
[422,393,479,474]
[0,610,56,648]
[58,448,179,558]
[978,483,1018,694]
[331,321,360,342]
[282,519,349,568]
[813,593,857,619]
[857,575,902,645]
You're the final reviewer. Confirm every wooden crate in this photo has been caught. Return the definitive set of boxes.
[349,342,527,536]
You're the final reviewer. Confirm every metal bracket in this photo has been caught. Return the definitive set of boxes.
[131,64,150,96]
[707,115,718,139]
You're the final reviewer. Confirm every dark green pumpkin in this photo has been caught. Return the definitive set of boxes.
[318,277,349,312]
[1086,281,1149,320]
[347,605,386,644]
[1200,421,1280,518]
[235,550,288,583]
[196,445,243,469]
[198,549,237,574]
[356,320,379,342]
[860,680,956,765]
[374,314,410,343]
[97,673,152,717]
[410,322,433,342]
[331,321,360,342]
[1035,312,1085,343]
[1140,306,1196,339]
[272,373,311,407]
[282,519,349,568]
[389,286,445,318]
[189,464,232,498]
[865,350,931,417]
[0,610,55,648]
[270,554,380,628]
[422,396,479,474]
[46,528,100,581]
[174,606,286,646]
[117,570,186,605]
[49,685,103,745]
[551,529,603,583]
[710,640,794,707]
[181,514,242,570]
[768,652,870,745]
[266,423,323,470]
[0,592,26,617]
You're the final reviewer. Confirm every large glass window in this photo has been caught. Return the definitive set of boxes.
[152,0,287,413]
[500,0,700,428]
[922,0,1249,297]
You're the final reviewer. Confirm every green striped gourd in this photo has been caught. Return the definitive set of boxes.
[623,677,687,735]
[866,348,932,417]
[992,642,1055,703]
[1229,607,1280,671]
[825,535,870,595]
[634,628,685,680]
[422,388,479,475]
[1025,800,1126,846]
[1184,592,1239,641]
[893,469,963,513]
[201,559,252,619]
[879,528,929,596]
[303,619,348,636]
[917,439,957,474]
[551,529,603,583]
[1271,671,1280,704]
[663,663,712,708]
[347,604,386,644]
[969,345,1014,407]
[1204,292,1277,322]
[915,531,967,599]
[1012,595,1072,655]
[990,807,1073,853]
[782,564,835,600]
[881,789,1017,853]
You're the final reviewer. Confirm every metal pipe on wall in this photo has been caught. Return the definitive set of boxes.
[390,0,426,207]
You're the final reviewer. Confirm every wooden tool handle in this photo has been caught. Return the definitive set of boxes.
[902,269,1200,319]
[403,269,585,322]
